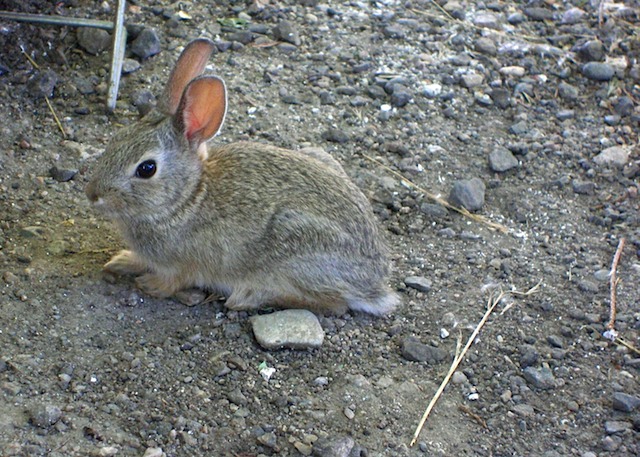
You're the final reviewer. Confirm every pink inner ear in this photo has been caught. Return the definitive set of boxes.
[178,77,227,145]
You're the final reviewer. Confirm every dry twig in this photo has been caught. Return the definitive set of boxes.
[410,281,540,447]
[45,96,67,138]
[362,154,508,233]
[458,404,488,429]
[606,237,625,332]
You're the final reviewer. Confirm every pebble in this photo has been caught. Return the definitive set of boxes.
[612,392,640,412]
[593,146,629,167]
[473,13,501,29]
[499,66,526,77]
[451,371,467,384]
[577,40,605,62]
[578,280,599,293]
[523,366,556,390]
[582,62,615,81]
[572,180,595,195]
[50,166,77,182]
[251,309,324,350]
[509,120,528,135]
[403,276,432,293]
[322,128,349,144]
[131,28,161,59]
[475,37,497,55]
[272,20,301,46]
[557,82,579,101]
[27,69,59,99]
[401,337,447,364]
[312,435,355,457]
[512,403,535,417]
[142,448,164,457]
[604,420,631,434]
[448,178,486,211]
[488,147,518,172]
[77,27,111,55]
[520,347,539,368]
[524,7,555,21]
[461,73,483,88]
[562,7,585,24]
[594,269,610,282]
[29,404,62,428]
[98,447,118,457]
[390,88,412,107]
[490,88,511,109]
[613,96,634,117]
[121,58,141,74]
[422,83,442,98]
[547,335,564,348]
[420,203,448,218]
[601,436,621,452]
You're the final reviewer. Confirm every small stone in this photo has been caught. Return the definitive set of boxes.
[558,82,579,101]
[499,66,526,77]
[578,280,599,293]
[512,404,535,417]
[556,109,575,121]
[604,420,631,434]
[612,392,640,412]
[131,28,161,59]
[312,436,355,457]
[77,27,111,55]
[507,12,525,24]
[98,447,118,457]
[257,432,278,449]
[524,7,555,21]
[27,69,59,99]
[475,37,497,55]
[490,88,511,109]
[572,180,595,195]
[343,406,355,420]
[422,83,442,98]
[142,448,164,457]
[121,58,141,74]
[50,166,77,182]
[520,348,539,368]
[562,7,585,24]
[593,146,629,167]
[523,366,556,390]
[613,96,634,117]
[272,20,301,46]
[582,62,615,81]
[29,404,62,428]
[401,337,447,364]
[461,73,483,88]
[577,40,605,62]
[451,371,467,384]
[489,147,518,172]
[251,309,324,350]
[403,276,432,293]
[473,13,500,29]
[449,178,486,211]
[322,128,349,144]
[390,89,412,107]
[601,436,620,452]
[382,25,406,39]
[20,226,47,238]
[295,441,313,456]
[547,335,564,348]
[420,203,448,218]
[509,121,528,135]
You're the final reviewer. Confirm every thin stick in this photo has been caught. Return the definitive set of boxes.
[21,48,40,69]
[606,238,625,331]
[598,0,605,29]
[410,282,540,446]
[45,96,67,138]
[362,154,509,233]
[458,404,488,429]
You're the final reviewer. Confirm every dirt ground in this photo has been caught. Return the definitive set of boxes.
[0,1,639,456]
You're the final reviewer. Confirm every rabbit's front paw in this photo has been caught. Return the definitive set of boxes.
[104,250,147,276]
[135,273,177,298]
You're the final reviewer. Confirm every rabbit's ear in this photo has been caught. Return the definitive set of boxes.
[160,39,216,115]
[174,76,227,146]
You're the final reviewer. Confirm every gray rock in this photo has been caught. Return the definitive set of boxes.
[507,12,525,24]
[420,203,448,218]
[582,62,615,81]
[562,7,585,24]
[556,109,575,121]
[251,309,324,350]
[512,403,535,417]
[121,58,141,74]
[77,27,111,55]
[577,40,605,62]
[50,166,77,182]
[612,392,640,412]
[593,146,629,167]
[523,366,556,390]
[509,120,528,135]
[520,347,539,368]
[524,7,555,21]
[490,88,511,109]
[461,73,483,88]
[29,404,62,428]
[449,178,486,211]
[401,337,447,363]
[547,335,564,348]
[404,276,432,293]
[322,128,349,144]
[131,28,161,59]
[604,420,631,434]
[572,180,595,195]
[473,13,501,29]
[558,82,579,101]
[383,25,406,39]
[27,69,59,99]
[601,436,621,452]
[578,280,599,293]
[272,21,301,46]
[475,37,497,55]
[312,436,355,457]
[613,96,634,117]
[489,147,518,172]
[390,89,412,107]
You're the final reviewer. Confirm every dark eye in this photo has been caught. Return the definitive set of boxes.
[135,160,157,179]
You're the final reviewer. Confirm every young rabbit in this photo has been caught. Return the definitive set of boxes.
[85,38,398,315]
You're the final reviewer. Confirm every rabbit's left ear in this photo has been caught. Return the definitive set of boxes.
[173,76,227,147]
[160,38,216,115]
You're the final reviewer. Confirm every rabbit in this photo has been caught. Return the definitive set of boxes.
[85,38,398,315]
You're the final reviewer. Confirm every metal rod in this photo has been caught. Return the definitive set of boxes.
[0,11,113,30]
[106,0,127,111]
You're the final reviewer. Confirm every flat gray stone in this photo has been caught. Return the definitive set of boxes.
[404,276,432,293]
[582,62,615,81]
[612,392,640,412]
[523,366,556,390]
[401,337,447,363]
[593,146,629,167]
[77,27,111,55]
[489,147,519,172]
[251,309,324,350]
[449,178,486,211]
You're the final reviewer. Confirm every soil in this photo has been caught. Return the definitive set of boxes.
[0,1,639,456]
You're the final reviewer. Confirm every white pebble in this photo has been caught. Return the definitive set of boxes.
[440,328,450,339]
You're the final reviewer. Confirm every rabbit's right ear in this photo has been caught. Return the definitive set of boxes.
[173,76,227,148]
[159,39,216,115]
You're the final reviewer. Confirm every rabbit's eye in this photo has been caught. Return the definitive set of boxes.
[136,160,157,179]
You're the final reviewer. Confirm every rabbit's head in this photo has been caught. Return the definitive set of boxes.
[85,39,227,223]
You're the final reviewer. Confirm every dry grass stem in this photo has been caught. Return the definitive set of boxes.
[362,154,508,233]
[458,404,488,429]
[607,237,625,331]
[21,49,40,69]
[410,282,540,447]
[615,337,640,356]
[45,96,67,138]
